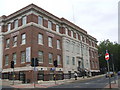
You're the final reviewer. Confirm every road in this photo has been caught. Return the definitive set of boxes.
[49,75,117,88]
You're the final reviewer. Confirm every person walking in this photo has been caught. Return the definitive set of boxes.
[74,72,78,80]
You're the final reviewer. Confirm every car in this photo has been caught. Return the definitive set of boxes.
[105,72,114,78]
[117,71,120,75]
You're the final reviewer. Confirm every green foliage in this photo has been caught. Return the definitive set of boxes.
[98,39,120,72]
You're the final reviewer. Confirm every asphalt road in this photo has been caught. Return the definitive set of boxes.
[49,75,117,88]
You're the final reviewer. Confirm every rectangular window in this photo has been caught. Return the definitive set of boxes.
[6,39,10,48]
[5,55,9,66]
[48,37,52,47]
[21,51,25,63]
[48,53,53,64]
[14,20,18,28]
[76,33,78,40]
[8,23,11,31]
[13,53,17,65]
[56,25,60,33]
[57,55,61,65]
[71,31,73,38]
[57,40,60,49]
[72,57,75,65]
[66,56,69,65]
[13,36,17,47]
[66,41,70,51]
[21,34,26,45]
[48,21,52,29]
[22,16,27,25]
[38,16,43,25]
[38,51,43,63]
[38,34,43,45]
[65,28,68,35]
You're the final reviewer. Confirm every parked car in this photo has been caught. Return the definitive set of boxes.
[118,71,120,75]
[105,72,114,78]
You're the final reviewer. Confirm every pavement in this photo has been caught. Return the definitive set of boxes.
[1,74,120,89]
[104,75,120,89]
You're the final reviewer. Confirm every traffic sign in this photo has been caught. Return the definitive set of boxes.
[105,52,109,60]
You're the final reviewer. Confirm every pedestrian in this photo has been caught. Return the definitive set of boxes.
[74,72,78,80]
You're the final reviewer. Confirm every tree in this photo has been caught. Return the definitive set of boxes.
[98,39,120,73]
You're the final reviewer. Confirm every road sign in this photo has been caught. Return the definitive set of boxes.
[105,52,109,60]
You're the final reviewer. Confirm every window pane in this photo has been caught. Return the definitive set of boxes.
[38,51,43,63]
[65,28,68,35]
[21,34,26,44]
[38,16,43,25]
[6,39,10,48]
[14,20,18,28]
[21,51,25,63]
[71,31,73,38]
[66,56,69,65]
[57,40,60,49]
[8,23,11,31]
[72,57,75,65]
[48,21,52,29]
[38,34,43,44]
[56,25,60,33]
[49,53,53,64]
[13,36,17,46]
[57,55,61,65]
[48,37,52,47]
[22,16,26,25]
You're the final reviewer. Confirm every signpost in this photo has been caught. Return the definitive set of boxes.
[105,50,111,89]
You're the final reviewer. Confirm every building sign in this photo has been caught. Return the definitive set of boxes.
[11,31,19,37]
[46,32,54,37]
[26,47,31,62]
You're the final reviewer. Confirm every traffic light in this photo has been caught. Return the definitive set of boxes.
[31,58,39,67]
[11,61,14,68]
[54,60,58,67]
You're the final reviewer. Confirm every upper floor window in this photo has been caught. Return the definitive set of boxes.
[76,33,78,40]
[72,57,75,65]
[71,30,73,38]
[21,33,26,45]
[13,36,17,47]
[66,56,69,65]
[48,53,53,64]
[22,16,27,25]
[38,33,43,45]
[48,37,52,47]
[13,53,17,65]
[56,25,60,33]
[65,28,68,35]
[5,55,9,66]
[21,51,25,63]
[66,41,70,51]
[14,19,18,28]
[6,39,10,48]
[48,21,52,30]
[57,55,61,65]
[8,23,11,31]
[38,16,43,25]
[57,40,60,49]
[38,51,43,63]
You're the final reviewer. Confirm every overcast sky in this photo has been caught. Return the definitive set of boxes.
[0,0,119,44]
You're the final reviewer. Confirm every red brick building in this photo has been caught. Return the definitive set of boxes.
[0,4,100,82]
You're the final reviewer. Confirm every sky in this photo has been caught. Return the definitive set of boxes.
[0,0,119,44]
